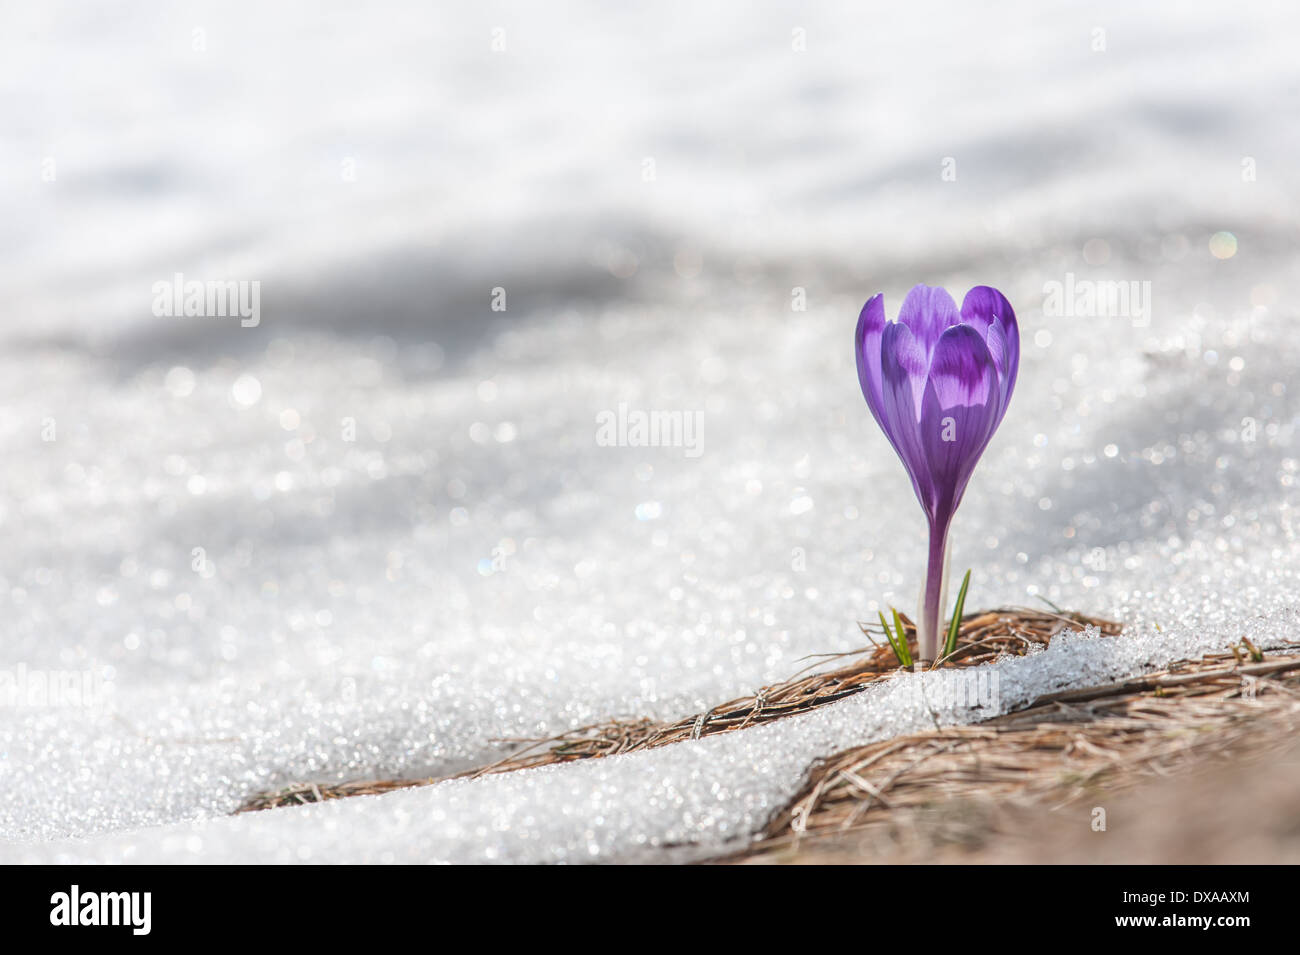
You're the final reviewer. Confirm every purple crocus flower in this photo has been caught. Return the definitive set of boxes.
[855,284,1019,664]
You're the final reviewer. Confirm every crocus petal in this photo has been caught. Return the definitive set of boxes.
[961,285,1019,405]
[879,321,934,511]
[898,284,962,363]
[918,324,1000,520]
[983,319,1011,426]
[854,294,887,430]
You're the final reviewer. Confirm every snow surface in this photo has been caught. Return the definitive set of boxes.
[6,624,1300,864]
[1,1,1298,862]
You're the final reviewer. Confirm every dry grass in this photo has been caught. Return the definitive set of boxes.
[723,645,1300,864]
[239,605,1118,812]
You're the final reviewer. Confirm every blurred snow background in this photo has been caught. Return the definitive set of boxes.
[1,0,1298,861]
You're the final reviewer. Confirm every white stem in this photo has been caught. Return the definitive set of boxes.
[915,578,928,663]
[941,545,951,634]
[916,523,953,665]
[938,541,951,646]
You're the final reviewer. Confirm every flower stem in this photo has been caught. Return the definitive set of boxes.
[918,515,951,665]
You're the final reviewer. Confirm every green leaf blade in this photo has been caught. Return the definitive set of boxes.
[943,569,972,661]
[878,609,910,668]
[891,608,913,667]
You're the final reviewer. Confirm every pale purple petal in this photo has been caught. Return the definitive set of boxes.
[918,324,1000,520]
[879,322,934,510]
[854,294,887,430]
[983,319,1011,426]
[961,285,1019,405]
[898,284,961,363]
